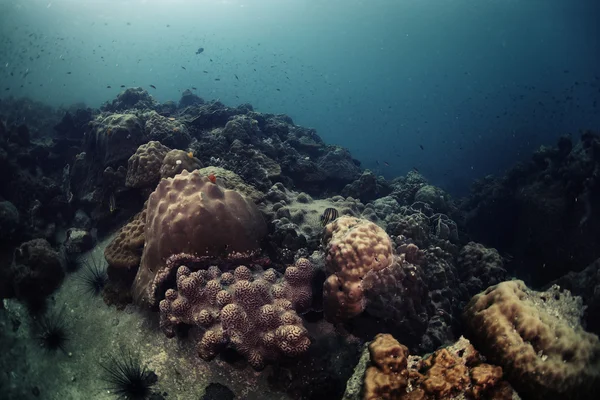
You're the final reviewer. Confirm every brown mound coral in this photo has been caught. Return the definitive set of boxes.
[464,280,600,400]
[322,216,394,322]
[132,169,267,305]
[104,209,146,285]
[159,259,314,370]
[346,334,516,400]
[125,141,171,189]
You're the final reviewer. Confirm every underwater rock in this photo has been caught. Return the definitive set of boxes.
[461,132,600,286]
[551,258,600,335]
[201,383,235,400]
[188,100,242,130]
[63,228,94,254]
[341,170,391,203]
[178,89,204,109]
[11,239,64,310]
[0,200,20,239]
[317,146,361,184]
[464,280,600,399]
[389,170,427,206]
[143,111,191,149]
[224,139,281,191]
[89,113,144,167]
[268,334,362,400]
[414,184,450,213]
[53,108,93,140]
[457,241,508,297]
[101,87,157,112]
[221,116,259,144]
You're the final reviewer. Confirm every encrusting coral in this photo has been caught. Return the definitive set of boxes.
[347,334,516,400]
[159,258,314,369]
[463,280,600,399]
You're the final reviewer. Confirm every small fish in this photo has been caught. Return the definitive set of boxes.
[181,66,186,70]
[187,151,194,158]
[168,117,176,121]
[109,193,117,213]
[196,47,204,55]
[191,87,197,90]
[66,71,71,74]
[106,85,111,88]
[120,85,125,88]
[208,173,217,184]
[234,74,239,80]
[384,161,390,166]
[276,88,280,91]
[419,144,424,150]
[412,167,420,173]
[203,70,209,73]
[166,24,170,28]
[150,84,156,89]
[214,78,220,81]
[320,208,339,227]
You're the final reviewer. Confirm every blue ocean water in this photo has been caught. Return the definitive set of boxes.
[1,0,598,195]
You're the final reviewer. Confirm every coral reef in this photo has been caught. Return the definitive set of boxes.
[159,258,314,369]
[464,280,600,399]
[133,170,267,305]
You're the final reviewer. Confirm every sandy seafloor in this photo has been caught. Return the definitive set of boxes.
[1,233,290,400]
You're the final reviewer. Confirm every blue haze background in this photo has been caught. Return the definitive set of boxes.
[1,0,599,195]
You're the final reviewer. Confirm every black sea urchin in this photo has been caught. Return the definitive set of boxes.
[36,307,69,353]
[77,255,108,296]
[100,349,158,400]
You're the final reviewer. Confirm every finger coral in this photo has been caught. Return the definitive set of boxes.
[159,259,313,370]
[464,280,600,399]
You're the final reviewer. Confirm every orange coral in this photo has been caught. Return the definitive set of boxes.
[364,334,409,400]
[357,335,515,400]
